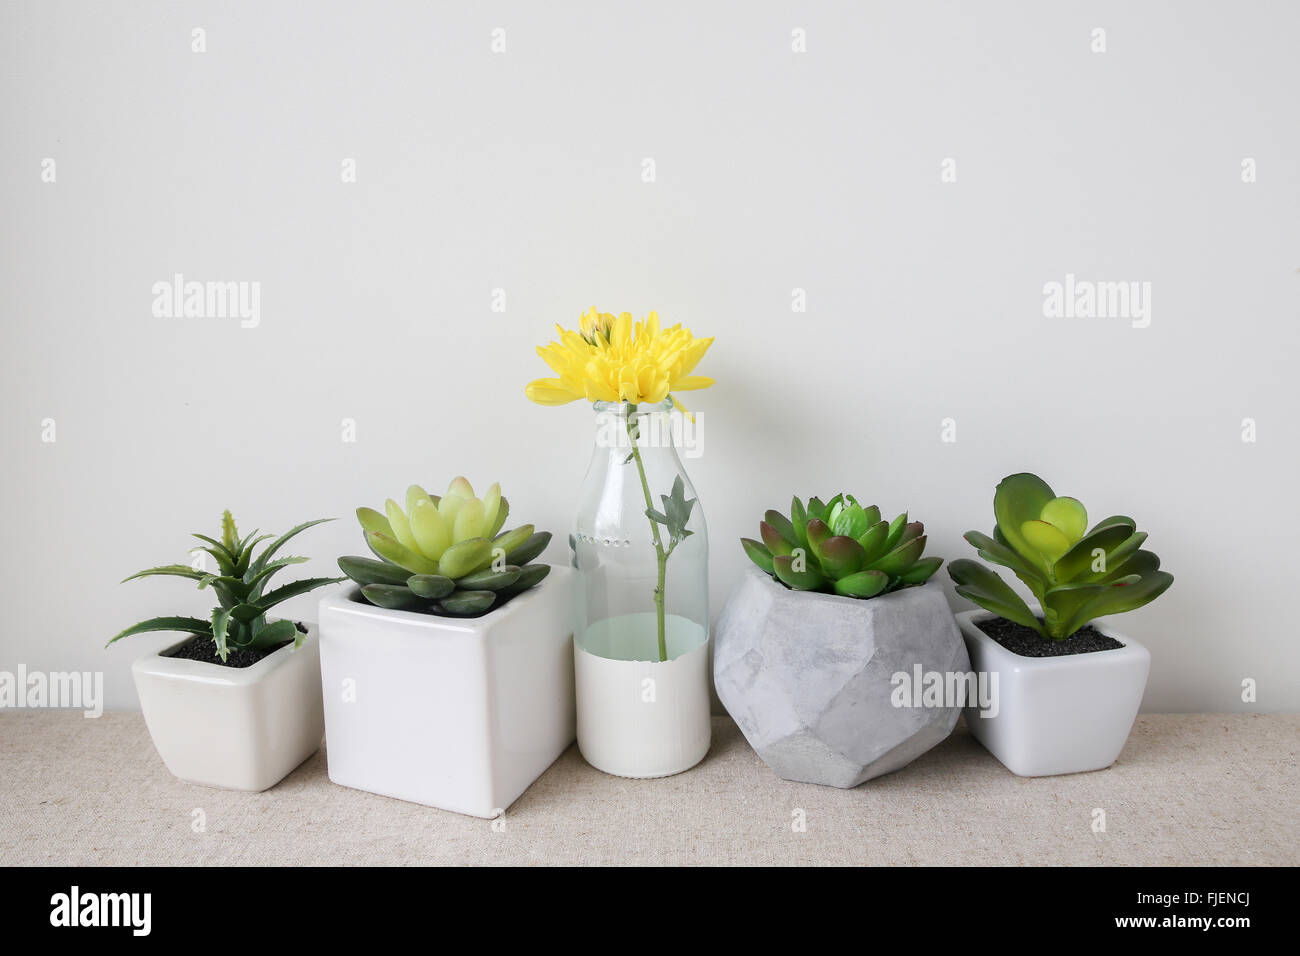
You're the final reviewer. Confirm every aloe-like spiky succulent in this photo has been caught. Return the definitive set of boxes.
[339,477,552,617]
[948,472,1174,640]
[741,494,943,599]
[108,511,342,662]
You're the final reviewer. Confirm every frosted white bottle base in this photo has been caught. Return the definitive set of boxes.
[575,614,711,778]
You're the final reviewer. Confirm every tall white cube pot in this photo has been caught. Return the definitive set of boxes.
[317,566,576,818]
[957,609,1151,777]
[131,625,325,792]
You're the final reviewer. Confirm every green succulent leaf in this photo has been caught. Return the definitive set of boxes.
[898,555,943,586]
[948,558,1043,633]
[882,512,909,553]
[255,576,345,611]
[818,535,867,578]
[1052,522,1138,583]
[806,497,827,520]
[338,555,411,587]
[361,584,428,611]
[772,553,828,591]
[490,525,535,561]
[993,473,1057,570]
[456,566,522,591]
[805,518,831,553]
[407,574,456,599]
[367,531,440,574]
[760,521,794,557]
[1058,571,1175,638]
[121,565,208,584]
[438,537,493,579]
[1021,519,1073,565]
[1040,496,1088,542]
[220,510,239,553]
[830,503,871,540]
[191,536,237,575]
[105,616,213,648]
[496,562,551,598]
[833,570,889,599]
[249,518,334,574]
[356,507,393,537]
[790,497,809,549]
[856,521,890,565]
[248,618,298,650]
[868,535,926,577]
[505,531,551,566]
[741,537,775,574]
[211,606,232,661]
[438,590,497,616]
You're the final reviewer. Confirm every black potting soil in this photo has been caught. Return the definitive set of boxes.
[162,622,306,668]
[977,616,1124,657]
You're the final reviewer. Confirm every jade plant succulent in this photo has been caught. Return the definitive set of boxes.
[741,494,943,599]
[108,511,341,662]
[339,477,552,617]
[948,472,1174,640]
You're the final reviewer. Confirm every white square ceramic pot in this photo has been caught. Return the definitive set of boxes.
[316,565,576,819]
[132,623,325,792]
[956,609,1150,777]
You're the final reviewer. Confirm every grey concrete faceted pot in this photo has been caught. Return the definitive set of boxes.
[714,568,970,788]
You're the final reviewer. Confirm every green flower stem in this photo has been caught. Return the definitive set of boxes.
[626,404,669,663]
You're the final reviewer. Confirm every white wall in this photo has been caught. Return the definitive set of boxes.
[2,1,1295,713]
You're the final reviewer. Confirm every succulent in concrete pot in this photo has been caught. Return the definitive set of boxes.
[741,494,943,599]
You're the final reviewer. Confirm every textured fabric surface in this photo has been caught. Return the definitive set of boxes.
[1,712,1295,866]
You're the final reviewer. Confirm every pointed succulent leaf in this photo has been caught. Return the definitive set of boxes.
[805,518,831,553]
[361,584,428,611]
[806,497,826,520]
[487,496,510,538]
[772,553,828,591]
[833,570,889,599]
[898,555,943,586]
[453,497,487,542]
[789,496,809,549]
[248,618,297,650]
[220,510,239,552]
[406,484,433,517]
[438,493,464,526]
[356,507,393,537]
[211,606,232,661]
[764,509,798,547]
[881,512,909,554]
[897,521,924,547]
[856,521,890,565]
[406,574,455,599]
[481,483,502,534]
[818,535,867,579]
[963,530,1044,584]
[760,520,794,557]
[256,577,345,611]
[122,564,208,584]
[191,536,237,575]
[741,537,775,574]
[1058,571,1174,638]
[1088,514,1137,535]
[410,499,453,559]
[868,535,926,577]
[106,615,213,648]
[249,518,334,573]
[338,555,411,587]
[445,476,475,500]
[947,559,1043,633]
[505,531,551,567]
[831,503,871,540]
[385,499,420,552]
[438,538,493,579]
[491,525,535,561]
[495,562,551,598]
[1099,549,1160,583]
[367,531,440,574]
[1053,522,1138,583]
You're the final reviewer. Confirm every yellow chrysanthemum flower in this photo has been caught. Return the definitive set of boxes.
[526,308,714,415]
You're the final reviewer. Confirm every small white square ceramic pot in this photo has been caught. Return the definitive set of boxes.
[316,565,576,819]
[956,609,1150,777]
[132,624,325,792]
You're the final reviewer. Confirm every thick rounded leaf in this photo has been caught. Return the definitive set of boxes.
[741,537,775,574]
[487,496,510,538]
[497,562,551,598]
[760,521,794,557]
[856,520,890,564]
[898,555,943,585]
[407,574,455,599]
[445,476,475,500]
[868,535,926,577]
[438,493,464,525]
[410,499,453,560]
[1099,549,1160,583]
[963,529,1043,584]
[457,566,522,591]
[806,497,827,520]
[361,584,428,611]
[481,483,502,533]
[453,498,486,542]
[1059,570,1174,637]
[406,484,433,517]
[1020,519,1072,565]
[356,507,392,537]
[438,538,492,579]
[367,531,440,574]
[1088,514,1136,535]
[833,570,889,599]
[338,555,411,587]
[764,510,798,547]
[505,531,551,566]
[385,499,420,552]
[831,503,870,540]
[439,589,496,616]
[947,559,1042,632]
[1040,496,1088,542]
[993,473,1056,568]
[818,535,866,578]
[772,554,828,591]
[1053,522,1138,583]
[897,521,924,547]
[491,525,535,561]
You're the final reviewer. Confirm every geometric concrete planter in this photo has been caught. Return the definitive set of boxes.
[316,566,576,818]
[715,568,970,788]
[131,623,324,792]
[957,609,1150,777]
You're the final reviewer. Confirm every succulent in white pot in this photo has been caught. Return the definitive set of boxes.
[108,512,341,791]
[320,478,575,818]
[948,473,1174,777]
